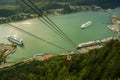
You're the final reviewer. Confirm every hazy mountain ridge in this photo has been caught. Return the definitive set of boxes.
[0,0,119,8]
[0,0,119,23]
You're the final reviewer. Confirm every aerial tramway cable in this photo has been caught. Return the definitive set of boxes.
[28,0,76,46]
[21,0,73,43]
[16,0,66,40]
[19,0,76,47]
[27,0,76,46]
[8,23,68,51]
[15,0,77,52]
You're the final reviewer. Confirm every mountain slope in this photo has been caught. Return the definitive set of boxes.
[0,0,119,17]
[0,0,119,8]
[0,39,120,80]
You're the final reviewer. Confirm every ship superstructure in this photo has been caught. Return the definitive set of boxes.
[8,35,23,45]
[81,21,92,29]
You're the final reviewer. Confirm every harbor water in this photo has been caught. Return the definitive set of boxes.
[0,8,119,62]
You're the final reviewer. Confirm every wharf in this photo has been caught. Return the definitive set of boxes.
[77,45,102,53]
[77,37,116,53]
[0,43,17,64]
[107,15,120,33]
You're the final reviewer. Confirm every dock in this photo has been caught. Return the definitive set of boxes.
[107,15,120,33]
[0,43,17,64]
[77,37,116,53]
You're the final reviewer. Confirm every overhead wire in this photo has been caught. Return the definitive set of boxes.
[20,0,76,47]
[16,0,66,40]
[14,0,77,52]
[15,0,74,51]
[27,0,76,46]
[7,23,68,51]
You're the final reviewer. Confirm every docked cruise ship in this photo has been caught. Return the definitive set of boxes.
[77,40,100,48]
[8,35,23,45]
[81,21,92,29]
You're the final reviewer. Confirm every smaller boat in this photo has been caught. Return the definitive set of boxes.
[81,21,92,29]
[33,53,44,57]
[8,35,23,45]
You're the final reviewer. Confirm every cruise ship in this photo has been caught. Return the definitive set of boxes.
[77,40,100,48]
[8,35,23,45]
[81,21,92,29]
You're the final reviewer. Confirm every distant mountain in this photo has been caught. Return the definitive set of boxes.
[0,0,119,17]
[0,0,16,5]
[0,0,119,8]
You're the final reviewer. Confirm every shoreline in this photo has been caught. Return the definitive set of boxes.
[0,5,107,25]
[0,8,119,68]
[0,7,119,25]
[4,11,116,62]
[0,37,117,69]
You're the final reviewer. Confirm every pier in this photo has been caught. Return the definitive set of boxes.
[107,15,120,33]
[0,43,17,64]
[77,37,116,53]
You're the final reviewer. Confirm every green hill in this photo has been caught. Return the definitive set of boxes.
[0,0,119,9]
[0,0,119,17]
[0,39,120,80]
[0,0,119,8]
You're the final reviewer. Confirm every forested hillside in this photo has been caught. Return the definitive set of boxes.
[0,0,119,17]
[0,0,119,8]
[0,39,120,80]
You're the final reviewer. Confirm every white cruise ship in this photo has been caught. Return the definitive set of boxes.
[77,40,100,48]
[8,35,23,45]
[81,21,92,29]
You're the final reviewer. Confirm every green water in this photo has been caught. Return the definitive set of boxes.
[0,10,119,62]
